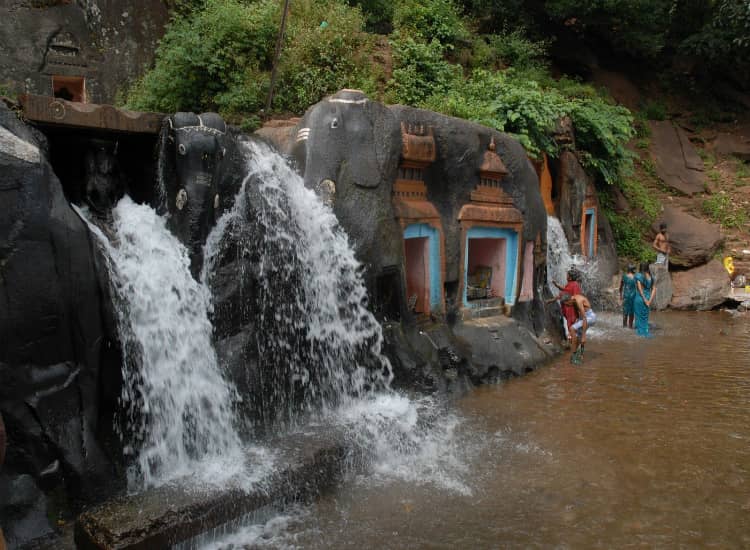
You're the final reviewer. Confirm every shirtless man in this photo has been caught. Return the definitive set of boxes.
[546,269,581,347]
[653,223,671,267]
[560,293,596,364]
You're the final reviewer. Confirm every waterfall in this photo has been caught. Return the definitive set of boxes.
[204,140,467,492]
[204,139,391,424]
[546,216,601,300]
[81,199,245,490]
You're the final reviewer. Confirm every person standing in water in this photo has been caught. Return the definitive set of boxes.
[634,261,655,337]
[547,269,582,348]
[560,293,596,364]
[653,223,671,268]
[619,264,637,328]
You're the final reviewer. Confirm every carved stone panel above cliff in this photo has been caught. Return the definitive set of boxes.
[0,1,169,104]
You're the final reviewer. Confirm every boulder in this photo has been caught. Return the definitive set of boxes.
[712,132,750,161]
[649,263,673,310]
[0,103,121,547]
[652,206,723,268]
[650,121,706,196]
[670,260,731,310]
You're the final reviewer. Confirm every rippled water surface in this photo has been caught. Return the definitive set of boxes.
[218,311,750,548]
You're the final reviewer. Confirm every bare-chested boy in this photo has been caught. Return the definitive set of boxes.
[560,293,596,363]
[653,223,671,267]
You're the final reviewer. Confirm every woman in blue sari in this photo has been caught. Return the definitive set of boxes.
[619,264,637,328]
[634,261,655,337]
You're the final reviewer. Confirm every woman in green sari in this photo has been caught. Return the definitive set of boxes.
[634,261,655,337]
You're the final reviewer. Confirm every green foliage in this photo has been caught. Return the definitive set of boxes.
[475,30,549,71]
[127,0,280,114]
[273,0,374,113]
[680,0,750,60]
[569,97,635,185]
[0,82,16,98]
[640,100,668,121]
[735,157,750,179]
[127,0,372,118]
[604,209,656,261]
[459,0,529,34]
[386,35,462,105]
[346,0,395,33]
[416,68,634,184]
[702,192,749,229]
[392,0,468,50]
[618,177,659,219]
[543,0,672,58]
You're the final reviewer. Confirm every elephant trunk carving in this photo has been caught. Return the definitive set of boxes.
[160,112,227,277]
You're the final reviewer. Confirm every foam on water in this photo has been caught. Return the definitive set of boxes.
[546,216,601,300]
[203,140,470,492]
[79,199,254,490]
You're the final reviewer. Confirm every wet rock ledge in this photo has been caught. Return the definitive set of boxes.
[74,431,347,550]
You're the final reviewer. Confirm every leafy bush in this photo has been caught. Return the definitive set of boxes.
[273,0,374,113]
[702,192,749,229]
[603,209,656,262]
[386,35,462,105]
[618,178,659,220]
[127,0,280,114]
[418,68,634,184]
[640,100,668,121]
[542,0,672,59]
[346,0,395,33]
[127,0,373,118]
[485,30,549,71]
[392,0,468,50]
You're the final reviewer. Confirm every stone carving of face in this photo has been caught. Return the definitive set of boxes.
[164,112,227,274]
[292,89,400,199]
[84,141,123,215]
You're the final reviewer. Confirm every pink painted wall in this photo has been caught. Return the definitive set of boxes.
[518,241,535,302]
[405,237,429,313]
[467,238,506,299]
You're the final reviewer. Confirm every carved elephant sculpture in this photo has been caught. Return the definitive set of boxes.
[159,112,227,275]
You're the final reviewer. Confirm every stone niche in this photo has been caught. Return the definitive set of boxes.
[458,138,523,314]
[393,123,445,317]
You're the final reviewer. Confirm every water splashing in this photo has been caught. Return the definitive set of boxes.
[81,198,244,489]
[204,140,467,491]
[546,216,601,300]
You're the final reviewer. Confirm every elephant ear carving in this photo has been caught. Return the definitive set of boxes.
[172,112,201,129]
[155,116,176,214]
[344,100,399,189]
[199,113,227,134]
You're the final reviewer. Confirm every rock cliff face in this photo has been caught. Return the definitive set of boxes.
[0,104,122,547]
[249,90,559,389]
[0,1,169,104]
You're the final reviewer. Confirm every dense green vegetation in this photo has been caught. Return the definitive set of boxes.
[128,0,749,251]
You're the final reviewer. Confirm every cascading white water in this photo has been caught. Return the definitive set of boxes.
[204,140,391,414]
[546,215,600,298]
[204,140,468,492]
[82,198,245,489]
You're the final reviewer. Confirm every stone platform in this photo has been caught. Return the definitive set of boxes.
[18,94,164,134]
[74,430,349,550]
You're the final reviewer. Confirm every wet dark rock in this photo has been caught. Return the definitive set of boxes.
[0,103,121,547]
[74,430,348,550]
[649,263,673,311]
[452,317,553,382]
[0,2,168,104]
